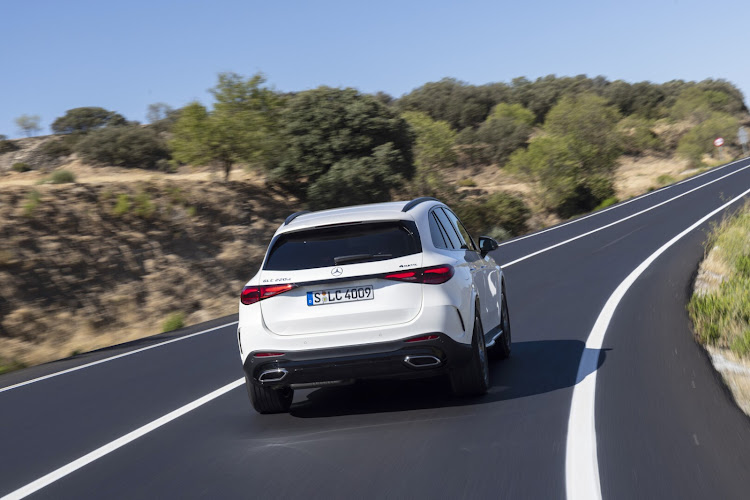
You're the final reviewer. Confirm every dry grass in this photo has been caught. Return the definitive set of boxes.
[613,154,693,199]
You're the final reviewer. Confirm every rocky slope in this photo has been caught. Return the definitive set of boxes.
[0,178,291,370]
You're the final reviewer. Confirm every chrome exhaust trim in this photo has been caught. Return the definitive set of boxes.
[404,355,442,368]
[258,368,288,383]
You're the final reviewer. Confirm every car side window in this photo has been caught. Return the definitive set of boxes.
[443,209,477,252]
[432,208,460,250]
[428,211,449,249]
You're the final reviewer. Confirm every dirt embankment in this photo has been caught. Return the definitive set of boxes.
[0,179,293,369]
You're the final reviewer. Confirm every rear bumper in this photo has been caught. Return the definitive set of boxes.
[243,334,472,388]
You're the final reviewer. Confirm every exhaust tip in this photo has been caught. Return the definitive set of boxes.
[258,368,288,383]
[404,355,442,368]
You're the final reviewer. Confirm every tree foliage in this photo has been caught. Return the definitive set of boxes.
[15,114,42,137]
[476,103,535,165]
[51,107,127,134]
[677,112,739,167]
[170,73,282,181]
[402,111,456,194]
[270,87,414,208]
[509,94,621,217]
[76,126,170,169]
[454,192,531,238]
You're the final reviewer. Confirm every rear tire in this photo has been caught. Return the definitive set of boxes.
[494,284,512,360]
[450,312,490,397]
[247,379,293,414]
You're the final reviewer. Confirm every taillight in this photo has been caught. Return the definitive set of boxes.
[240,284,297,305]
[384,265,454,285]
[253,352,285,357]
[422,265,454,284]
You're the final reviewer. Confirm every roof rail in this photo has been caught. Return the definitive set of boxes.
[401,197,440,212]
[284,210,311,225]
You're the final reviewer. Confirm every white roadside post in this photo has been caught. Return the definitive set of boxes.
[739,127,748,157]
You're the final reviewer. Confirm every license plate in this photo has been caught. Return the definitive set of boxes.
[307,286,374,306]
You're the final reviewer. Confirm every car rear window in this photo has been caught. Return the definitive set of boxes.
[264,221,422,271]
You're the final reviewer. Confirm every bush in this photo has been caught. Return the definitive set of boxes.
[113,194,131,215]
[595,197,618,211]
[12,162,31,172]
[0,139,20,154]
[656,174,677,186]
[458,178,477,187]
[133,192,156,218]
[162,312,186,332]
[49,170,76,184]
[40,136,77,158]
[454,192,531,238]
[23,190,41,216]
[76,126,170,169]
[677,112,739,167]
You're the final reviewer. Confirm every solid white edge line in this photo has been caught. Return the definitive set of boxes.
[0,378,245,500]
[0,321,238,394]
[501,162,750,268]
[565,186,750,500]
[497,157,748,248]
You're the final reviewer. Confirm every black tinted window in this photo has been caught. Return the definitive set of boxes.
[433,209,460,249]
[444,209,477,251]
[429,212,449,249]
[264,221,421,271]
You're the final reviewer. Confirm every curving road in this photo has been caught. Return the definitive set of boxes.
[2,159,750,499]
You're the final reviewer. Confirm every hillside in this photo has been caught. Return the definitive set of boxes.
[0,132,724,372]
[0,166,292,371]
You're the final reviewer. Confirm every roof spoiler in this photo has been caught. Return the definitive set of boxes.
[401,197,439,212]
[284,211,311,225]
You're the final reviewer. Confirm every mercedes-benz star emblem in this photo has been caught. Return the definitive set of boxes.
[331,267,343,277]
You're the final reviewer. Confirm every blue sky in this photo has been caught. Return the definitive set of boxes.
[2,0,749,138]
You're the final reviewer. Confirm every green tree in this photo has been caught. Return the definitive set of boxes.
[51,107,127,134]
[476,103,534,165]
[271,86,414,208]
[15,114,42,137]
[146,102,174,123]
[170,72,282,181]
[509,94,621,217]
[402,111,456,194]
[677,112,739,167]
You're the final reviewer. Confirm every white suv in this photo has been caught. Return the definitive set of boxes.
[237,197,511,414]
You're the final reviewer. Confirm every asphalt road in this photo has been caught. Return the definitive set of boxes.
[2,159,750,499]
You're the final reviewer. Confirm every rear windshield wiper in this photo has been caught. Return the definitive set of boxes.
[334,254,393,265]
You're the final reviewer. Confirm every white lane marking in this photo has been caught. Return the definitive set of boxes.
[501,162,750,268]
[0,322,238,394]
[0,377,245,500]
[565,186,750,500]
[498,157,748,248]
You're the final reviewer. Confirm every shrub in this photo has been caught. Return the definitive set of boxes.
[458,178,477,187]
[454,192,531,238]
[677,112,739,167]
[113,194,131,215]
[656,174,676,186]
[23,190,41,216]
[49,170,76,184]
[595,197,618,211]
[133,192,156,218]
[0,139,20,154]
[40,136,76,158]
[12,162,31,172]
[162,312,186,332]
[76,126,170,169]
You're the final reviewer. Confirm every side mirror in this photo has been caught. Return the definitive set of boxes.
[479,236,499,258]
